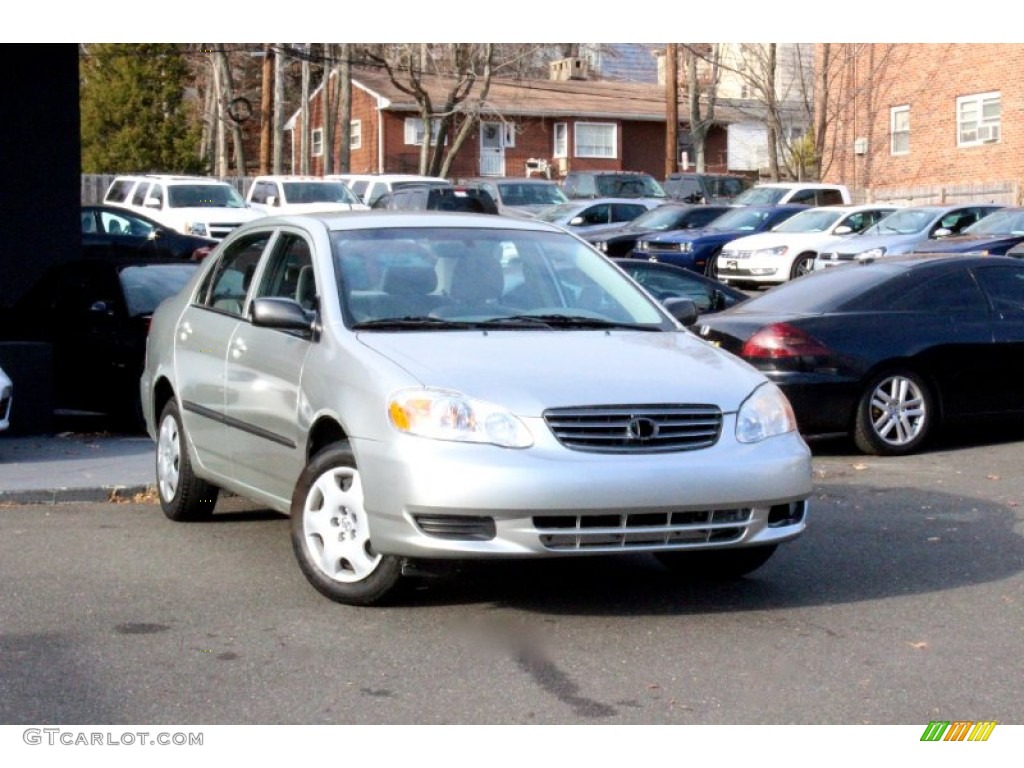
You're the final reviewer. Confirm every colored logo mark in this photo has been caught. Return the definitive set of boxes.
[920,721,997,742]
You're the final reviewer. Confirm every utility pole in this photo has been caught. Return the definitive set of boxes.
[665,43,679,177]
[259,44,273,176]
[339,43,352,173]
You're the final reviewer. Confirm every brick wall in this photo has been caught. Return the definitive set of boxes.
[823,44,1024,199]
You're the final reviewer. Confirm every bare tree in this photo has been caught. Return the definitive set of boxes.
[664,43,679,177]
[259,44,273,176]
[676,44,723,174]
[361,43,498,177]
[338,44,352,173]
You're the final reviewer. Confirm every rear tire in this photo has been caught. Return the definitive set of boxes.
[290,443,404,606]
[156,400,218,521]
[853,369,933,456]
[655,545,778,580]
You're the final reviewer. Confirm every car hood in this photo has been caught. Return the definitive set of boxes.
[168,206,262,221]
[275,202,369,214]
[357,330,764,415]
[826,232,924,255]
[913,233,1024,253]
[649,227,738,244]
[724,230,846,251]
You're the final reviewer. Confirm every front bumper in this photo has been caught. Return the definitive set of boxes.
[353,417,813,559]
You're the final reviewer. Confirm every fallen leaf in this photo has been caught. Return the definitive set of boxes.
[853,463,868,471]
[987,474,1001,481]
[908,642,928,650]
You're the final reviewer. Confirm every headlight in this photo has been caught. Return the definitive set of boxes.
[636,240,648,251]
[388,387,533,448]
[735,383,797,443]
[680,242,692,253]
[755,245,789,258]
[595,241,607,252]
[187,222,209,237]
[855,246,886,260]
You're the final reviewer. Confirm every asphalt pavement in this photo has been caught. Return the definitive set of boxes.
[0,430,156,504]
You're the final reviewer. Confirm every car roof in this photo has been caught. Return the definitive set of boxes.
[236,210,568,234]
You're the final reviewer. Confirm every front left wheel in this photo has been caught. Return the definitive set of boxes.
[290,443,403,606]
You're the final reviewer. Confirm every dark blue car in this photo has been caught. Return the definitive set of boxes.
[629,204,809,275]
[910,207,1024,255]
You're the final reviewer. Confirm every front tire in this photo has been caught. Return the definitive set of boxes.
[853,369,933,456]
[704,249,722,278]
[290,444,403,606]
[789,252,816,280]
[655,545,778,580]
[156,400,219,521]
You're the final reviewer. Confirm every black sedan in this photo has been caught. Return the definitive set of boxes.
[82,205,218,261]
[695,254,1024,455]
[3,258,198,429]
[585,204,732,257]
[613,258,748,318]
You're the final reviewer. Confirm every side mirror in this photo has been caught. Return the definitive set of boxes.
[833,225,853,235]
[251,297,316,336]
[933,228,952,238]
[267,195,279,207]
[662,297,699,326]
[143,197,162,209]
[569,216,585,226]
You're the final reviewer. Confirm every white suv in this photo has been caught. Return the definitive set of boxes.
[246,175,369,215]
[732,182,851,207]
[103,175,262,240]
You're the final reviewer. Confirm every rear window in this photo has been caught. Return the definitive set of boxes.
[730,263,905,314]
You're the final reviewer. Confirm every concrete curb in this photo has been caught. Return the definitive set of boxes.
[0,483,157,506]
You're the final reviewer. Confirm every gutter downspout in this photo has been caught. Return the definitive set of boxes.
[377,96,390,173]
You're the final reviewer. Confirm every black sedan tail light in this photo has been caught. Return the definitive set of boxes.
[740,322,831,370]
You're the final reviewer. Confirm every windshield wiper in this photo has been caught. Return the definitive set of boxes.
[352,316,477,330]
[488,314,661,331]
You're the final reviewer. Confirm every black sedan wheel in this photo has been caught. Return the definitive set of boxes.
[853,369,933,456]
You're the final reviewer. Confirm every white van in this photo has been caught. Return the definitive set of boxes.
[732,182,852,207]
[103,175,262,240]
[246,175,369,215]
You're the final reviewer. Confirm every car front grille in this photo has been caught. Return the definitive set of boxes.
[535,508,750,551]
[818,251,854,263]
[208,223,246,240]
[543,404,722,453]
[720,248,752,259]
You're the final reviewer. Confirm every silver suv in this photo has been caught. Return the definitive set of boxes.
[141,211,812,605]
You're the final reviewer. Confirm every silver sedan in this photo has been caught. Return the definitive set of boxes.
[141,211,812,605]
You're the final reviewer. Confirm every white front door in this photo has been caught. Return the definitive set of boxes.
[479,122,506,176]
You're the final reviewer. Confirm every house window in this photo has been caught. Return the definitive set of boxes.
[553,123,568,158]
[891,106,910,155]
[350,120,362,150]
[574,122,617,159]
[957,92,1000,146]
[404,117,442,146]
[312,128,324,157]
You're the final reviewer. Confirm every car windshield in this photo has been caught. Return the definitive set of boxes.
[594,175,666,198]
[961,208,1024,235]
[866,208,937,235]
[707,207,774,231]
[330,227,671,330]
[281,182,361,205]
[727,262,902,314]
[167,184,248,209]
[732,187,788,206]
[120,264,197,316]
[496,182,568,207]
[772,208,844,233]
[626,206,700,231]
[534,204,584,223]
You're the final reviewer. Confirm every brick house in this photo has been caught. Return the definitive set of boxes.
[286,65,741,181]
[821,44,1024,204]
